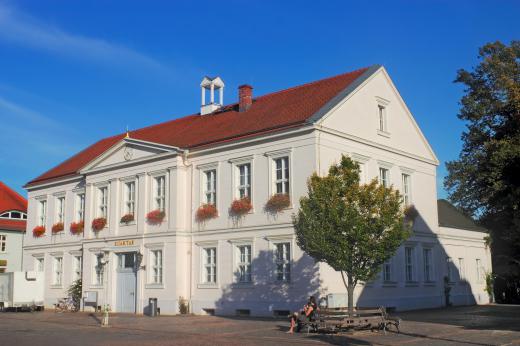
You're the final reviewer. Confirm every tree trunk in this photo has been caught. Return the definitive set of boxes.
[341,271,356,316]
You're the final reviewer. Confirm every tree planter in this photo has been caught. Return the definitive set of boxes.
[92,217,107,232]
[51,222,64,234]
[120,213,135,224]
[146,210,165,225]
[265,194,290,213]
[196,204,218,223]
[229,197,252,217]
[32,225,45,237]
[70,221,84,235]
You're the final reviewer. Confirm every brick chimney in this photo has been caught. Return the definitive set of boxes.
[238,84,253,112]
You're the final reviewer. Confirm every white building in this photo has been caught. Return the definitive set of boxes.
[0,181,27,273]
[22,66,491,315]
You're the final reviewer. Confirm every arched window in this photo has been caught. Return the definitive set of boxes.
[0,210,27,220]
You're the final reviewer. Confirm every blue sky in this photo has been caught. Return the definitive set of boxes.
[0,0,518,197]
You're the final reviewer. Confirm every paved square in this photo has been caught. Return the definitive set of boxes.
[0,305,519,345]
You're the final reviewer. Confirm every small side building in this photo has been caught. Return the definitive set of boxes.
[0,182,27,273]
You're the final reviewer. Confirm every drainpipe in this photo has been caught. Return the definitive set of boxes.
[182,149,194,313]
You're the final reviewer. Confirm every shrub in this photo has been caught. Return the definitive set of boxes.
[70,221,84,235]
[229,197,252,217]
[146,210,166,225]
[265,193,290,213]
[178,296,189,314]
[67,279,82,312]
[92,217,107,231]
[32,225,46,237]
[196,204,218,222]
[51,222,64,234]
[120,213,135,224]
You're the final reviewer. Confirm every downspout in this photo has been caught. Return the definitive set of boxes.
[182,149,194,312]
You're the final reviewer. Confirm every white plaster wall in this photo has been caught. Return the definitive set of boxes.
[0,230,24,272]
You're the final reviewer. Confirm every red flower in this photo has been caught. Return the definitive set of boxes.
[92,217,107,231]
[229,197,252,217]
[196,204,218,222]
[120,213,135,224]
[265,194,290,213]
[70,221,84,235]
[51,222,64,234]
[33,225,46,237]
[146,210,165,225]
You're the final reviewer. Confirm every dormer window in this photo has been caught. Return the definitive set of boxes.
[0,210,27,220]
[375,97,390,137]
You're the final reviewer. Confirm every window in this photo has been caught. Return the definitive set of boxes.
[476,259,483,282]
[94,254,104,285]
[98,187,108,218]
[151,250,163,284]
[73,256,82,281]
[405,247,414,282]
[383,260,392,282]
[56,196,65,223]
[378,105,387,132]
[402,174,411,206]
[76,193,85,221]
[275,242,291,282]
[53,257,63,285]
[38,200,47,226]
[446,257,453,282]
[0,260,6,273]
[237,245,252,283]
[124,181,136,215]
[0,235,5,253]
[154,176,166,211]
[237,163,251,199]
[0,210,27,219]
[203,247,217,284]
[458,258,466,282]
[204,170,217,205]
[275,157,289,194]
[423,248,433,282]
[36,257,44,272]
[379,168,389,187]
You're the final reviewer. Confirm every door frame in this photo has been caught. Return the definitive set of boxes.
[115,251,137,313]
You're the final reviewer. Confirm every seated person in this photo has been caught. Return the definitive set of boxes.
[288,296,318,334]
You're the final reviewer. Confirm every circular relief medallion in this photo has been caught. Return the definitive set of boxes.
[123,147,133,161]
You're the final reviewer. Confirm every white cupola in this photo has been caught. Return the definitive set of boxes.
[200,76,225,115]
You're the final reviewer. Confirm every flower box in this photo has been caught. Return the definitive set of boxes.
[120,213,135,224]
[265,193,290,213]
[32,225,46,237]
[92,217,107,231]
[51,222,64,234]
[70,221,84,235]
[146,210,166,225]
[229,197,252,217]
[196,204,218,222]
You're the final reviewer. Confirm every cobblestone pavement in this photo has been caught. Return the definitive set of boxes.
[0,305,519,345]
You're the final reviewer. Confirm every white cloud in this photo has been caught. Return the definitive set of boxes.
[0,3,168,72]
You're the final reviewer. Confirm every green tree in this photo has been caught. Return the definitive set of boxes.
[293,155,412,313]
[444,41,520,282]
[68,279,82,311]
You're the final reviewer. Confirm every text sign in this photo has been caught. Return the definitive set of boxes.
[114,240,134,247]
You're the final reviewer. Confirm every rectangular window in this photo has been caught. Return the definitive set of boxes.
[476,259,483,282]
[446,257,453,282]
[36,257,44,272]
[237,245,252,283]
[383,260,392,282]
[203,247,217,284]
[53,257,63,285]
[402,174,411,206]
[154,176,166,211]
[458,258,466,282]
[204,170,217,205]
[94,254,104,285]
[378,105,386,131]
[275,242,291,282]
[405,247,414,282]
[73,256,82,281]
[423,248,433,282]
[124,181,136,215]
[56,196,65,223]
[151,250,163,284]
[0,235,5,253]
[275,157,289,194]
[76,193,85,221]
[38,200,47,226]
[237,163,251,199]
[98,187,108,218]
[379,168,389,187]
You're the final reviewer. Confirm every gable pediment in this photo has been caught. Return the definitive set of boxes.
[80,138,180,173]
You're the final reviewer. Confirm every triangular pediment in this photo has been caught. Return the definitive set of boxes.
[80,138,180,173]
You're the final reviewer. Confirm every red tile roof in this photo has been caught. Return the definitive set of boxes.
[27,67,370,187]
[0,181,27,232]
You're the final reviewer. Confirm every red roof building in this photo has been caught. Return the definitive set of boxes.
[0,181,27,232]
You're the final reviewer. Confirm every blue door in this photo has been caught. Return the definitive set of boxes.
[116,252,136,313]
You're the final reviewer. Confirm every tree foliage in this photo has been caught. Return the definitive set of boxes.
[444,41,520,281]
[293,155,411,312]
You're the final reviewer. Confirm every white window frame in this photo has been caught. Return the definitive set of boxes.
[0,235,6,253]
[75,192,85,222]
[237,163,252,199]
[200,246,217,285]
[379,167,389,187]
[376,96,390,136]
[402,173,411,206]
[97,185,109,219]
[236,244,252,284]
[274,157,290,195]
[56,195,65,224]
[73,255,82,281]
[38,199,47,227]
[203,169,217,205]
[382,259,393,283]
[35,257,44,272]
[123,180,136,216]
[458,257,466,282]
[93,253,104,286]
[53,256,63,286]
[446,257,454,283]
[404,246,415,282]
[153,175,166,212]
[150,249,163,284]
[274,242,291,282]
[423,248,434,282]
[476,258,484,283]
[350,153,370,184]
[0,210,27,220]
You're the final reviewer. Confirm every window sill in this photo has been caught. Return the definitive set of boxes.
[377,129,391,138]
[382,281,398,287]
[232,282,254,289]
[120,222,136,227]
[197,283,219,289]
[50,285,63,289]
[405,281,419,287]
[145,283,165,289]
[423,281,436,287]
[89,284,104,289]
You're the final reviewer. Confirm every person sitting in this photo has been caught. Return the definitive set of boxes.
[287,296,318,334]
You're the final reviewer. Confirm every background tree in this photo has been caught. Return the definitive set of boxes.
[293,155,412,313]
[444,41,520,302]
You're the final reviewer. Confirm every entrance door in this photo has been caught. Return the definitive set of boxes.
[116,252,136,313]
